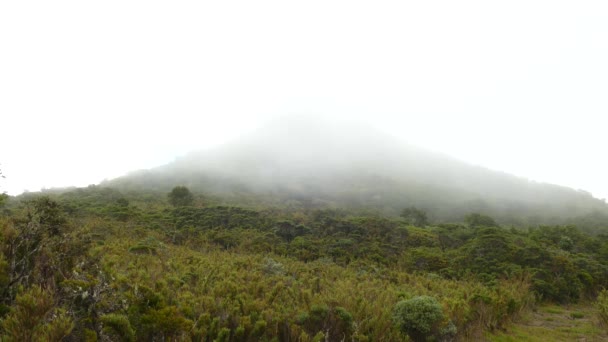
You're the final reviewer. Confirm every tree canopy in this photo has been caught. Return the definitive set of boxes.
[167,186,194,207]
[400,207,428,227]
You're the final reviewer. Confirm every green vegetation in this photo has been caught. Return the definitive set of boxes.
[400,207,429,227]
[487,303,608,341]
[596,289,608,328]
[393,295,453,341]
[0,184,607,340]
[168,185,195,207]
[101,123,608,233]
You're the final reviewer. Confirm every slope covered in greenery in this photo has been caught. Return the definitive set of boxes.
[1,185,608,341]
[104,118,608,230]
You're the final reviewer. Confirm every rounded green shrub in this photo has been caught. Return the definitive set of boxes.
[393,296,445,342]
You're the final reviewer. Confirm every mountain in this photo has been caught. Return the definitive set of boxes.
[104,116,608,226]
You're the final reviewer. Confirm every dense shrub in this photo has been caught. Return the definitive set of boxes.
[101,314,136,342]
[1,286,73,341]
[393,296,448,342]
[168,186,194,207]
[596,289,608,328]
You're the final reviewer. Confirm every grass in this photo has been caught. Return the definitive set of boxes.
[541,305,564,314]
[570,312,585,319]
[486,303,607,342]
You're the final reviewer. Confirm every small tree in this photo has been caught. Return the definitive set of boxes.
[0,165,7,207]
[168,186,194,207]
[393,296,446,342]
[31,196,68,236]
[401,207,428,227]
[464,213,498,228]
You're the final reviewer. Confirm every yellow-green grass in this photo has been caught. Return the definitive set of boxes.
[487,304,607,342]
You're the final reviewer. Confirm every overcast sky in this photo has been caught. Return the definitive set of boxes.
[1,1,607,199]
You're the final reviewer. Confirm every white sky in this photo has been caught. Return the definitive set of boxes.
[1,1,607,199]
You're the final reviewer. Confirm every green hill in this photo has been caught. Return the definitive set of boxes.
[105,117,608,229]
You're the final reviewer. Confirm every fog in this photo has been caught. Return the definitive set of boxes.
[1,1,608,200]
[99,115,606,226]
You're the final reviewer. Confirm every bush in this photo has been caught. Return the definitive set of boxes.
[262,257,285,276]
[298,304,354,341]
[168,186,194,207]
[596,289,608,328]
[101,314,136,342]
[393,296,446,342]
[1,286,74,342]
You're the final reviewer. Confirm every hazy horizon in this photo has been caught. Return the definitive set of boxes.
[1,1,607,199]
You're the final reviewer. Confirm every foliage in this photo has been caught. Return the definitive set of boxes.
[0,185,607,340]
[401,207,429,227]
[168,185,194,207]
[0,194,7,208]
[100,140,608,230]
[487,303,607,341]
[393,296,447,341]
[1,286,73,341]
[596,289,608,328]
[101,313,136,342]
[465,213,499,228]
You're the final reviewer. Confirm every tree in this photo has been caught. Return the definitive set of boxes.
[400,207,428,227]
[464,213,498,228]
[0,193,7,208]
[168,186,194,207]
[1,197,72,300]
[273,221,310,242]
[31,196,67,236]
[0,165,6,207]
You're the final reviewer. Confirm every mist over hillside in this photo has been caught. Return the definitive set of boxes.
[105,117,608,226]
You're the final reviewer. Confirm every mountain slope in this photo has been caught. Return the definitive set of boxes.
[104,117,608,225]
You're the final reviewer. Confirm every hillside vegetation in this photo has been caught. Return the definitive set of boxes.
[1,185,608,341]
[104,119,608,230]
[2,120,608,340]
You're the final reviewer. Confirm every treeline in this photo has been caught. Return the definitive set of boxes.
[0,186,607,341]
[102,169,608,234]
